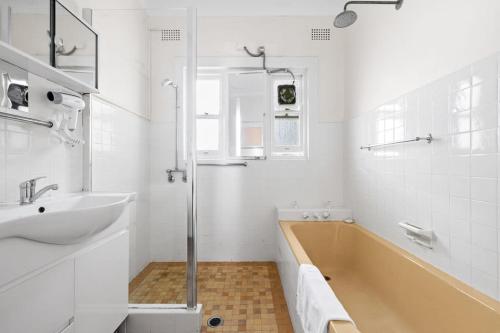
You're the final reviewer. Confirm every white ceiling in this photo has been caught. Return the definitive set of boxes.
[109,0,345,16]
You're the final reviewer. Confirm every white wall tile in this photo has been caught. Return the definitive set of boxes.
[471,200,497,228]
[471,154,497,178]
[471,268,498,299]
[449,176,469,198]
[449,155,470,177]
[471,246,498,277]
[471,177,497,203]
[471,129,497,154]
[345,55,500,300]
[471,223,498,252]
[0,75,82,203]
[91,97,151,280]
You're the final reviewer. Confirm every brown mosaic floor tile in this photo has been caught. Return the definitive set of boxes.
[129,262,294,332]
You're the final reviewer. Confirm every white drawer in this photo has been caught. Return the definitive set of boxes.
[0,260,75,333]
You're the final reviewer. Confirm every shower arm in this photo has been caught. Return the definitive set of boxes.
[243,46,295,83]
[344,0,402,10]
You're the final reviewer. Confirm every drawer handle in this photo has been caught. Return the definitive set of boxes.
[57,317,74,333]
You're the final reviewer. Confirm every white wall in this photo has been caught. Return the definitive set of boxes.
[90,96,151,280]
[0,71,83,203]
[85,8,152,278]
[345,0,500,118]
[92,9,150,119]
[344,0,500,300]
[149,16,345,261]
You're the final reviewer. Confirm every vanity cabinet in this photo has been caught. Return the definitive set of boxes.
[74,231,129,333]
[0,224,130,333]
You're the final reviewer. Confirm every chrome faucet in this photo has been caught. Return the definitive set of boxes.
[19,177,59,205]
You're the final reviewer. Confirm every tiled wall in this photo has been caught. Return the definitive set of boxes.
[0,74,83,203]
[345,54,500,300]
[148,16,347,261]
[91,96,151,279]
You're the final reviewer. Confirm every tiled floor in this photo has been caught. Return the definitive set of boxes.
[129,262,294,332]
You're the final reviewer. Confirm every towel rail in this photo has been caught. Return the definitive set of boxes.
[360,134,432,151]
[0,110,53,128]
[197,162,248,167]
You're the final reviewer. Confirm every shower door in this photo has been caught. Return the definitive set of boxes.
[184,7,198,310]
[125,7,198,310]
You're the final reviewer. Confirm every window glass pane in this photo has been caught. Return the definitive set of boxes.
[274,117,299,146]
[227,72,266,158]
[196,119,219,151]
[242,126,263,147]
[196,79,220,115]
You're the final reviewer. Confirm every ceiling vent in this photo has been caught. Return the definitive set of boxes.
[311,28,331,41]
[161,29,182,41]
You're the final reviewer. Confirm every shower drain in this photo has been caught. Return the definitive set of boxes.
[207,316,224,328]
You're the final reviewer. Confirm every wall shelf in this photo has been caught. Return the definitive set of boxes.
[0,41,98,95]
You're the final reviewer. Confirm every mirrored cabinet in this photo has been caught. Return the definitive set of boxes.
[52,0,98,88]
[0,0,98,91]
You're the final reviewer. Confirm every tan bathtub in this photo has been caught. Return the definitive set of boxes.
[280,221,500,333]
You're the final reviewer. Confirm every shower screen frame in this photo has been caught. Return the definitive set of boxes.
[82,6,199,311]
[184,6,198,310]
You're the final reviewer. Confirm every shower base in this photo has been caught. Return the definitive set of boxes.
[129,262,293,332]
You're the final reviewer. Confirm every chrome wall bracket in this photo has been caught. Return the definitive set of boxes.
[166,168,187,183]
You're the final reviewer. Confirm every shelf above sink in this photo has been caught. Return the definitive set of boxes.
[0,41,98,94]
[0,193,133,245]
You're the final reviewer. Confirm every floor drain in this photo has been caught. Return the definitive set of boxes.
[324,275,331,281]
[207,316,224,328]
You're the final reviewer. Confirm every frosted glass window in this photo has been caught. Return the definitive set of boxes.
[196,119,219,151]
[196,79,220,115]
[274,117,299,146]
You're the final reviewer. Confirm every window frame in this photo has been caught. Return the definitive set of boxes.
[270,73,308,159]
[195,73,224,159]
[194,68,308,161]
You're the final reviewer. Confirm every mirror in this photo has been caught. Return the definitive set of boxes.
[54,1,97,88]
[1,0,51,65]
[0,0,98,89]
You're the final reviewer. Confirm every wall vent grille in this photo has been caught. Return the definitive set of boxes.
[161,29,182,41]
[311,28,331,41]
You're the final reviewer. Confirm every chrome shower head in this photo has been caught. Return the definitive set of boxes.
[334,10,358,28]
[161,78,177,88]
[334,0,404,28]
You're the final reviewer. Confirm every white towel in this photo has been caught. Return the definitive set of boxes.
[296,264,353,333]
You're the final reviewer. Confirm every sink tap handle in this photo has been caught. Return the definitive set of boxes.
[21,176,46,186]
[19,177,46,205]
[26,176,46,191]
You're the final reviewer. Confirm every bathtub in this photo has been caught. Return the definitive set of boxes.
[276,221,500,333]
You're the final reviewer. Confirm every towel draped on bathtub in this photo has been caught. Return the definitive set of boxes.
[296,264,354,333]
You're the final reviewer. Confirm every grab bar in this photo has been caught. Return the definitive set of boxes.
[0,110,53,128]
[360,133,432,151]
[197,162,248,167]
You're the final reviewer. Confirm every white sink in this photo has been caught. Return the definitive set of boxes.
[0,193,131,245]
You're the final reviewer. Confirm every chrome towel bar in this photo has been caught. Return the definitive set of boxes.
[0,110,53,128]
[197,162,248,167]
[360,133,433,151]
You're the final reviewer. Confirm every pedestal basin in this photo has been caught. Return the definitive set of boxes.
[0,193,131,245]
